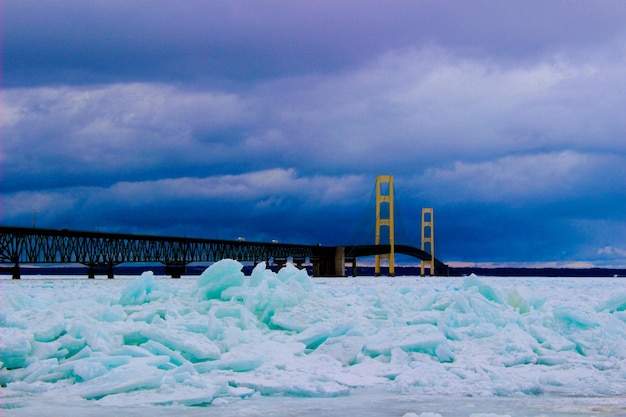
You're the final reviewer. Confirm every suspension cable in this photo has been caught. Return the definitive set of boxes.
[341,180,377,249]
[393,189,414,247]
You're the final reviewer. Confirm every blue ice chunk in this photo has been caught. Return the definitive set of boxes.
[434,343,454,363]
[3,291,48,311]
[296,322,356,349]
[55,356,99,381]
[246,276,307,325]
[31,340,68,361]
[141,340,189,366]
[0,311,9,327]
[249,262,274,287]
[213,305,244,319]
[21,358,60,384]
[109,345,154,358]
[277,262,313,291]
[269,312,307,332]
[596,291,626,312]
[196,259,244,300]
[553,307,599,329]
[206,311,225,340]
[126,305,168,324]
[194,355,264,373]
[406,311,440,326]
[52,354,130,384]
[313,336,366,366]
[463,276,504,304]
[471,323,499,338]
[148,379,223,406]
[502,353,537,367]
[101,304,127,322]
[134,327,221,361]
[4,380,50,394]
[56,333,86,358]
[0,328,32,369]
[528,325,576,351]
[262,286,301,323]
[535,356,567,366]
[33,310,65,342]
[451,292,471,313]
[276,262,297,282]
[81,355,130,369]
[364,324,450,358]
[66,345,93,361]
[296,323,333,349]
[78,362,164,400]
[72,359,109,381]
[118,271,169,305]
[231,371,350,397]
[507,288,531,314]
[220,284,248,301]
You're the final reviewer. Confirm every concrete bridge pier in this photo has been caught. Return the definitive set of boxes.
[273,258,287,270]
[348,257,357,277]
[312,246,346,277]
[334,247,346,277]
[165,263,187,278]
[292,257,306,268]
[87,264,116,279]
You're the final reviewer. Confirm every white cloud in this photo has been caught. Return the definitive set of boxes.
[0,170,371,225]
[5,47,626,187]
[597,246,626,257]
[413,150,624,204]
[105,169,369,206]
[2,83,254,185]
[1,190,81,222]
[255,46,626,173]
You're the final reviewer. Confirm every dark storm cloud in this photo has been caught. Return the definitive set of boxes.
[2,0,626,267]
[6,1,626,86]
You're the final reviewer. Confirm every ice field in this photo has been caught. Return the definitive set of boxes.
[1,260,626,416]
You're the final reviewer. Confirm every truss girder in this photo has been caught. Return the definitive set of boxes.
[0,226,315,267]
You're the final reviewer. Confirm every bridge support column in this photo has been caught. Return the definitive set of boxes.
[349,257,357,277]
[165,264,187,278]
[334,247,346,277]
[293,257,306,268]
[420,208,435,277]
[375,175,395,277]
[312,246,345,277]
[312,258,325,277]
[273,258,287,270]
[86,265,116,279]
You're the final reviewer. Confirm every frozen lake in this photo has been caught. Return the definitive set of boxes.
[2,261,625,416]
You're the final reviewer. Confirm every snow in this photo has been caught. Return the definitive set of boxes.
[1,260,625,416]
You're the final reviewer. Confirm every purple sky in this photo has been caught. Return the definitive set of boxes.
[2,1,626,268]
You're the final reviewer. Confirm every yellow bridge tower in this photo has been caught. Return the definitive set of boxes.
[420,207,435,276]
[375,175,395,276]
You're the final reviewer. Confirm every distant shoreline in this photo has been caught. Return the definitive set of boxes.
[353,266,626,277]
[447,266,625,278]
[1,264,624,278]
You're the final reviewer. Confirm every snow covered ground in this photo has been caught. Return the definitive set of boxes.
[1,260,625,416]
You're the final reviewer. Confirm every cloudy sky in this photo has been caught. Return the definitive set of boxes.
[2,0,626,268]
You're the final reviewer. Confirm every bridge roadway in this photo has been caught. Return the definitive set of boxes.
[0,226,447,278]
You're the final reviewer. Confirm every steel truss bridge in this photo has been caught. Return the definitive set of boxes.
[0,226,448,279]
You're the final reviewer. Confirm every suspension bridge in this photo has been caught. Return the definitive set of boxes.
[1,176,449,279]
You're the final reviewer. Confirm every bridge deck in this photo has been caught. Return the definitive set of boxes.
[1,226,447,278]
